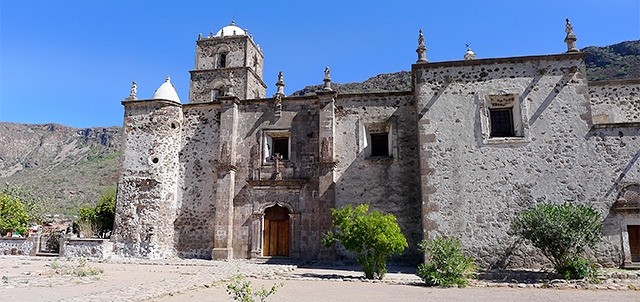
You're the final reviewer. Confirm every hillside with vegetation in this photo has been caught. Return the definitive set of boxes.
[291,40,640,95]
[583,40,640,81]
[0,123,121,214]
[1,40,637,214]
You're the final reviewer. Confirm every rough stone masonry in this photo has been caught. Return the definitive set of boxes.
[112,20,640,269]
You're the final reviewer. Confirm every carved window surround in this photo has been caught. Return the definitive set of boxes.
[479,92,529,145]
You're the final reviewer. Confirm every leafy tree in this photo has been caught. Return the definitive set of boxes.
[0,192,29,235]
[1,184,48,224]
[76,188,116,238]
[510,203,602,279]
[94,188,116,237]
[417,236,475,287]
[322,204,408,279]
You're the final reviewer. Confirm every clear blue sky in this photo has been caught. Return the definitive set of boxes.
[1,0,639,128]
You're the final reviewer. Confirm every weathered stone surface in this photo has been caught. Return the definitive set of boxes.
[60,238,113,259]
[0,238,35,256]
[113,23,640,269]
[414,54,640,268]
[590,79,640,126]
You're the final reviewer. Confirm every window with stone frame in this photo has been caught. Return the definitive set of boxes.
[489,108,515,137]
[485,94,525,139]
[263,130,290,162]
[370,133,389,157]
[366,123,391,158]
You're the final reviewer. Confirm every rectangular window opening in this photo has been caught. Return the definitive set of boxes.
[489,108,515,137]
[272,137,289,160]
[370,133,389,157]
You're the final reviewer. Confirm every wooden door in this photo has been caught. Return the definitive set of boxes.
[263,206,290,257]
[629,225,640,262]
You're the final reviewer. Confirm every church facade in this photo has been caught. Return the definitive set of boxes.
[113,21,640,268]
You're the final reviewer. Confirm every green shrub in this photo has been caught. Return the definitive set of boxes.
[557,257,598,281]
[76,189,116,238]
[510,203,602,279]
[50,257,103,277]
[1,185,48,225]
[0,192,29,235]
[322,204,408,279]
[417,236,474,287]
[225,275,283,302]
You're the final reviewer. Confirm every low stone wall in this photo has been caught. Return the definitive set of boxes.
[60,238,113,259]
[0,237,36,256]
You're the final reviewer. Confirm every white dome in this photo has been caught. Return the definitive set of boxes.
[215,20,246,37]
[152,76,181,103]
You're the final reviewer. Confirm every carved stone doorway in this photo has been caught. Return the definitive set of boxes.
[263,205,290,257]
[629,225,640,262]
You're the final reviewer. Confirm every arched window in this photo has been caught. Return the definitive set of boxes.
[253,55,259,72]
[215,45,230,69]
[216,52,227,68]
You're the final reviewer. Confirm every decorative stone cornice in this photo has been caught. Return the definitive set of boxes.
[247,179,307,189]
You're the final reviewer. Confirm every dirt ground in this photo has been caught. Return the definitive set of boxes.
[1,256,639,302]
[163,279,640,302]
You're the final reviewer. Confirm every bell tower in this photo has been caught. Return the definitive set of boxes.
[189,21,267,103]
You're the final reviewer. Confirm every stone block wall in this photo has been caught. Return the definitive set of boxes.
[0,237,35,256]
[245,38,264,81]
[174,105,221,259]
[113,100,183,259]
[589,79,640,126]
[60,238,113,259]
[413,53,640,268]
[190,69,250,103]
[245,69,267,99]
[195,36,248,70]
[230,97,326,259]
[333,92,422,262]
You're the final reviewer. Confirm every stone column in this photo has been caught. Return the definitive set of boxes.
[212,96,239,260]
[316,90,337,260]
[289,213,301,258]
[250,213,264,258]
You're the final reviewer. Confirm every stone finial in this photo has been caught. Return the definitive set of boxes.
[127,81,137,100]
[165,76,171,82]
[274,71,285,97]
[464,44,476,60]
[564,18,579,53]
[416,29,428,63]
[198,33,202,40]
[323,67,332,91]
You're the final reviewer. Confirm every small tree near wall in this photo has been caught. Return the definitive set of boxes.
[0,192,29,236]
[510,203,602,279]
[322,204,408,279]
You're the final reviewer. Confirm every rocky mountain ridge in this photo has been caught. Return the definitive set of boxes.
[0,122,122,213]
[291,40,640,95]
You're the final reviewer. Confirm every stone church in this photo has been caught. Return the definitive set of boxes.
[113,20,640,268]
